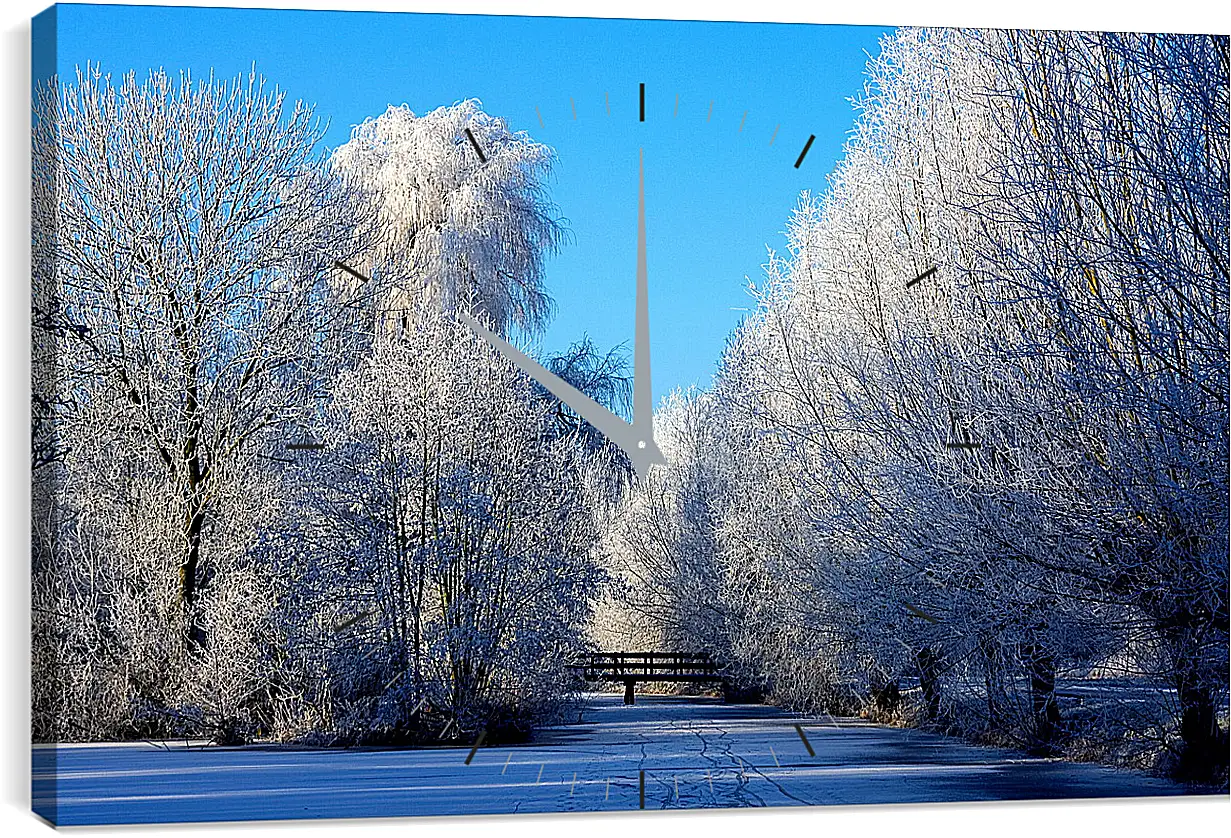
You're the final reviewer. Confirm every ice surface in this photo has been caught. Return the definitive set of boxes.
[33,693,1195,826]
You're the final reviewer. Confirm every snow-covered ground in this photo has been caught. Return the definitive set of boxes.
[33,693,1196,826]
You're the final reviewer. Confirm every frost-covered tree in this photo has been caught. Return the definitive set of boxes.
[971,29,1229,778]
[255,101,613,742]
[601,391,729,655]
[32,65,377,739]
[330,99,566,335]
[270,311,604,742]
[609,27,1226,781]
[32,65,626,747]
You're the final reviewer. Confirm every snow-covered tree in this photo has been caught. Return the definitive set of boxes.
[273,310,603,741]
[608,27,1226,781]
[971,29,1229,778]
[330,99,566,336]
[256,101,616,742]
[32,65,378,739]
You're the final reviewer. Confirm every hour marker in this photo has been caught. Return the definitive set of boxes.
[906,266,937,288]
[331,610,371,633]
[739,110,748,132]
[333,260,370,283]
[706,100,714,122]
[769,123,780,146]
[639,770,645,808]
[605,91,610,115]
[639,83,645,121]
[795,724,815,756]
[464,127,487,163]
[464,730,486,765]
[794,134,815,168]
[286,442,325,451]
[570,97,577,120]
[904,602,941,622]
[674,93,679,117]
[535,106,544,128]
[945,411,982,452]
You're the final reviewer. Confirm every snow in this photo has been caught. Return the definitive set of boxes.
[34,693,1196,826]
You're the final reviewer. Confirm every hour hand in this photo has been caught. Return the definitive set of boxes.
[459,149,665,481]
[459,313,665,480]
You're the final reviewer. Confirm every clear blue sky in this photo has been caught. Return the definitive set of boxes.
[47,3,890,408]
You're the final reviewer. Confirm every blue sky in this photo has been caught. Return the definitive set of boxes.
[48,3,889,408]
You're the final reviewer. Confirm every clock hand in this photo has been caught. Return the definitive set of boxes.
[459,312,664,479]
[460,149,665,481]
[634,148,653,438]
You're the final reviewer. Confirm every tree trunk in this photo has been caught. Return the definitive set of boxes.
[916,647,943,723]
[179,358,207,650]
[980,637,1008,732]
[1157,603,1228,784]
[179,499,206,649]
[872,680,902,716]
[1024,643,1061,754]
[1174,673,1227,783]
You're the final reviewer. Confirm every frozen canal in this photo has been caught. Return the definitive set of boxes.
[34,693,1195,825]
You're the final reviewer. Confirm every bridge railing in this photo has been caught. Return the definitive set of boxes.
[571,651,722,680]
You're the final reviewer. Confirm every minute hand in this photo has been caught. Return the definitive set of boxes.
[459,312,665,480]
[633,147,653,437]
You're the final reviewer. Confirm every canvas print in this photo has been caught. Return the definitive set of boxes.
[31,2,1228,826]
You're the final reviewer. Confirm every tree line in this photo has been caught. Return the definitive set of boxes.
[32,68,629,746]
[600,29,1228,784]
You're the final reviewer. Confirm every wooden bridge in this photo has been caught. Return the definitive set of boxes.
[572,652,724,704]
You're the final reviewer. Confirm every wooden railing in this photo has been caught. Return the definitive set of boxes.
[572,651,722,682]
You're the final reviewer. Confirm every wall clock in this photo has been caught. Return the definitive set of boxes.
[29,0,1228,829]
